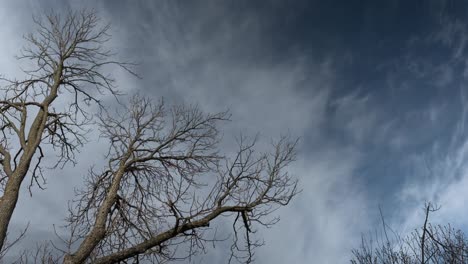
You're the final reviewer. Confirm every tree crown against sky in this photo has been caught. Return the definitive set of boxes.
[0,10,299,264]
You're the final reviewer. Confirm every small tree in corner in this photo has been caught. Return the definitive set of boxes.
[351,203,468,264]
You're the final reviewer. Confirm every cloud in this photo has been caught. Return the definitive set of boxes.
[95,2,375,262]
[5,1,458,263]
[256,150,370,263]
[396,113,468,230]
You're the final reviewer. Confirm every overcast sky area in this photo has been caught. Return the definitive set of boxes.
[2,0,468,263]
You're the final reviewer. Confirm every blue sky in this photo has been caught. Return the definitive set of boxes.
[1,0,468,263]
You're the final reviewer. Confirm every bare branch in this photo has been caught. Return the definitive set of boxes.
[351,203,468,264]
[0,10,297,264]
[0,9,134,253]
[62,97,297,264]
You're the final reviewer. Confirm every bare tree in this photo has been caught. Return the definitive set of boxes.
[0,10,132,253]
[0,10,299,264]
[12,242,61,264]
[61,96,298,263]
[351,203,468,264]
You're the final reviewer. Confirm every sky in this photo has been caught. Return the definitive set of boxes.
[1,0,468,263]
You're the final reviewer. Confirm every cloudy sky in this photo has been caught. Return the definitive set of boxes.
[1,0,468,263]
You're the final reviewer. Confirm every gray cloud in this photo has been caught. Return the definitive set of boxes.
[0,1,372,263]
